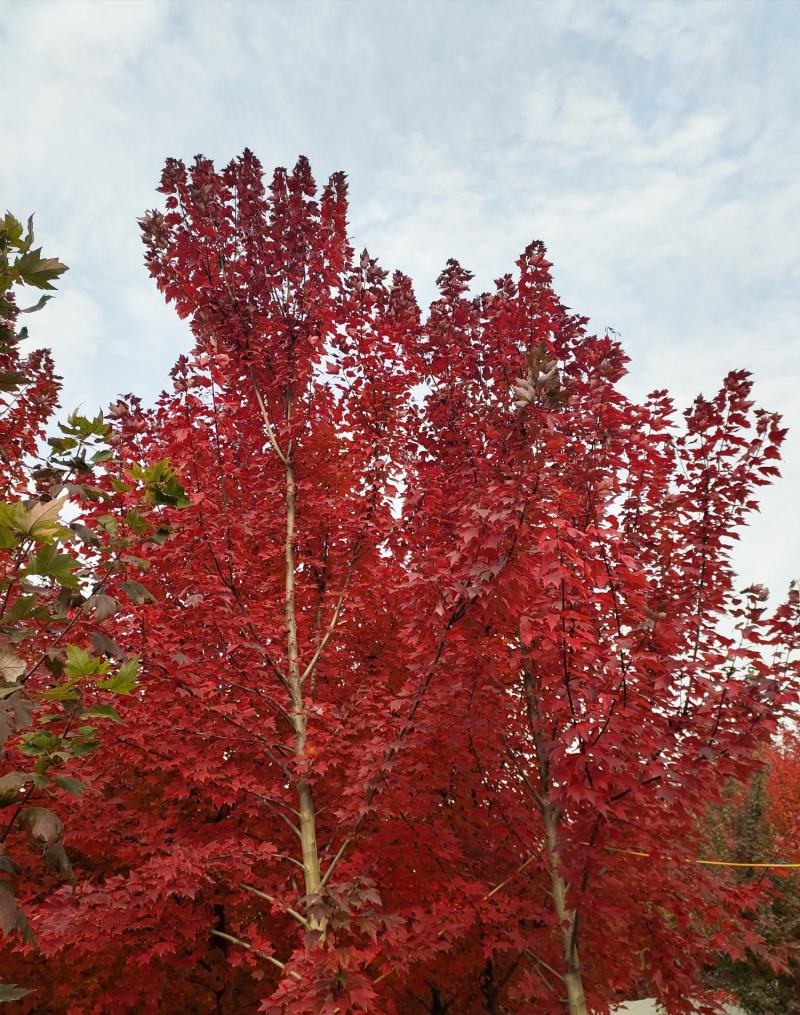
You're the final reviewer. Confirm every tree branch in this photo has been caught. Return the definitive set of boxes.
[240,882,309,928]
[209,929,300,980]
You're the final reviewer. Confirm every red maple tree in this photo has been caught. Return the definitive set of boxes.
[6,153,799,1015]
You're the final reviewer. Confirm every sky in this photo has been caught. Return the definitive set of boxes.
[2,0,799,597]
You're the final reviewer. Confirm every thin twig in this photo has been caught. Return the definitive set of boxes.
[209,929,301,980]
[240,882,308,928]
[250,373,287,465]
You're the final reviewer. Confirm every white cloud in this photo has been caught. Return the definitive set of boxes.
[1,0,797,594]
[25,288,105,413]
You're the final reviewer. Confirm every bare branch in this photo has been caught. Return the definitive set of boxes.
[240,882,309,929]
[250,372,287,465]
[320,836,352,890]
[275,809,303,841]
[524,948,566,987]
[300,578,351,685]
[244,789,301,818]
[209,929,301,980]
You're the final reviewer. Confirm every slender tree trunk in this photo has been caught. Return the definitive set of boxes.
[284,454,324,932]
[429,986,448,1014]
[253,370,328,936]
[481,959,504,1014]
[522,657,588,1015]
[543,805,588,1015]
[209,904,229,1014]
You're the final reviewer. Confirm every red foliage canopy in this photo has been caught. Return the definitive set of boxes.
[767,735,800,851]
[4,153,799,1015]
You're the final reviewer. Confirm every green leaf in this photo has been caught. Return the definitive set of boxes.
[124,509,150,536]
[97,514,119,537]
[53,776,85,797]
[2,595,42,624]
[0,529,17,550]
[62,645,91,679]
[98,657,139,695]
[17,731,62,757]
[0,501,28,534]
[37,680,81,702]
[0,371,28,392]
[0,983,33,1003]
[24,543,80,589]
[63,644,108,679]
[2,211,24,247]
[66,453,92,475]
[60,411,108,441]
[14,248,68,290]
[48,436,78,454]
[136,458,191,508]
[80,704,121,723]
[9,628,36,645]
[151,479,191,508]
[68,737,100,758]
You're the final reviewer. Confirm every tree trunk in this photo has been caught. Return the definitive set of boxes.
[284,455,324,932]
[522,658,588,1015]
[429,985,448,1014]
[481,959,504,1014]
[543,804,588,1015]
